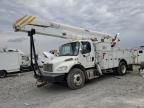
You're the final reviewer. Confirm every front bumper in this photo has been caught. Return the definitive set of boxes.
[34,72,65,82]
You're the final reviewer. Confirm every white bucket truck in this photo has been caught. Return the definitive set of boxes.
[13,16,144,89]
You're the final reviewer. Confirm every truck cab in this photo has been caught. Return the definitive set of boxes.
[39,40,99,89]
[43,40,96,71]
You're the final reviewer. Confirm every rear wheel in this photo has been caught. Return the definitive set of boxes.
[0,70,7,78]
[67,68,85,89]
[117,62,127,75]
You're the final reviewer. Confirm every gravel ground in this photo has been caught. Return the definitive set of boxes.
[0,71,144,108]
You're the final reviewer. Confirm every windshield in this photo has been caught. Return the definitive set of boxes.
[59,42,80,56]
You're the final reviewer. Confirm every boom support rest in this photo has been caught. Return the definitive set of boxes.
[28,29,42,77]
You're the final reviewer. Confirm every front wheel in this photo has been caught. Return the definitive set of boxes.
[0,70,7,78]
[67,68,85,90]
[117,62,127,75]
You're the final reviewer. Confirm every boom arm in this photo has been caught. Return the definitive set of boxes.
[13,15,118,42]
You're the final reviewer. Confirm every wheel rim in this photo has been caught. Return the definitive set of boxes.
[121,65,126,74]
[73,73,82,86]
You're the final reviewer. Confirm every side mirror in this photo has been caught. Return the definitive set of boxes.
[80,49,87,57]
[80,48,84,54]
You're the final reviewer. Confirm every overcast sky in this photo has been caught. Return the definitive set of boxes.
[0,0,144,54]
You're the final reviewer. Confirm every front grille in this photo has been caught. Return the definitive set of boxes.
[43,64,53,72]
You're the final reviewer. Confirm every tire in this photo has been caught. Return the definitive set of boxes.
[117,62,127,75]
[67,68,85,90]
[20,67,23,72]
[0,70,7,78]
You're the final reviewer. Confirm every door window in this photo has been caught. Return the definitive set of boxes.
[81,42,91,54]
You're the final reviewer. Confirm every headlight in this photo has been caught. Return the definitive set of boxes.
[57,66,68,71]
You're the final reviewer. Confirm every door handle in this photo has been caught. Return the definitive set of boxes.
[83,53,90,57]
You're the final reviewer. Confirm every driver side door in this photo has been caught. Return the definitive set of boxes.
[78,41,95,68]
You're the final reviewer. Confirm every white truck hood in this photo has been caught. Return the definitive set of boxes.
[48,56,76,64]
[43,56,78,73]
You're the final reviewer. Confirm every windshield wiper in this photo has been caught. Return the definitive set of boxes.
[60,53,73,56]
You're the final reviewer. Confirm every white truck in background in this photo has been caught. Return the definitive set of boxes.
[0,48,31,78]
[0,49,21,78]
[13,15,144,89]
